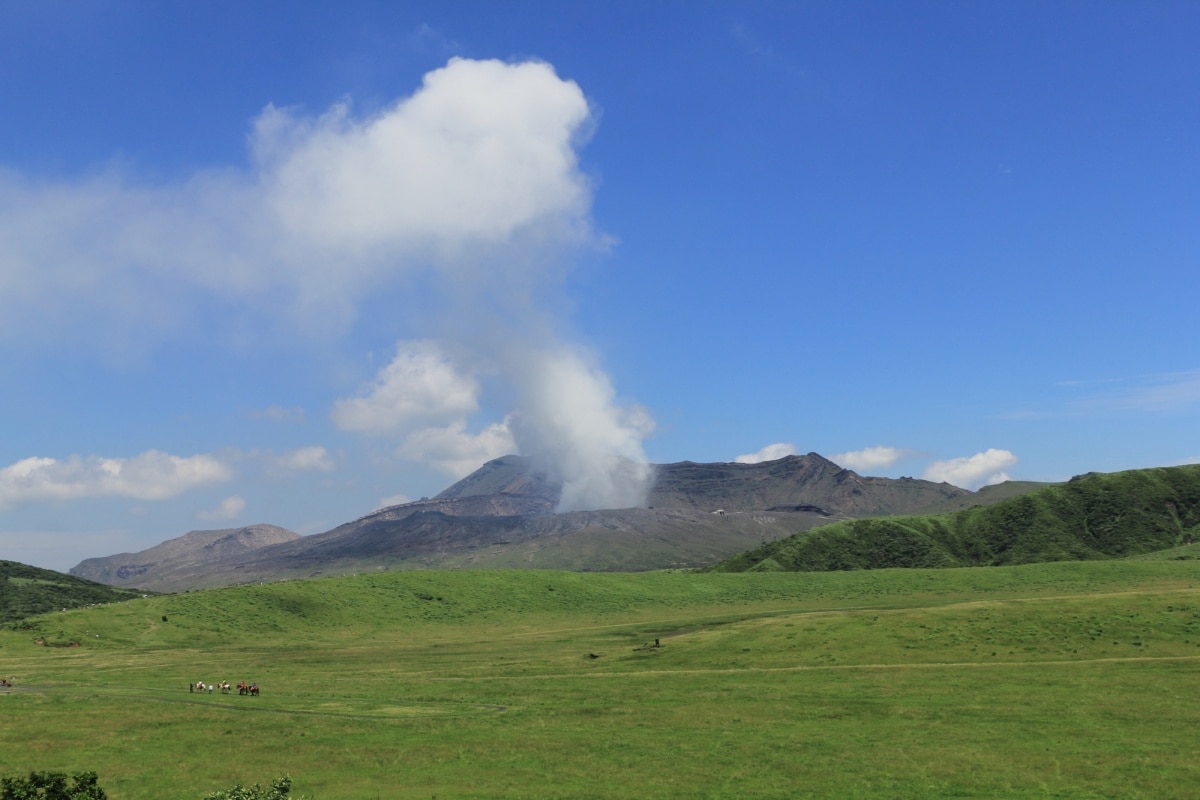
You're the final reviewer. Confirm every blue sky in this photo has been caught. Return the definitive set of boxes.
[2,1,1197,572]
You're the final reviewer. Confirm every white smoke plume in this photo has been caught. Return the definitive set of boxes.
[506,346,655,511]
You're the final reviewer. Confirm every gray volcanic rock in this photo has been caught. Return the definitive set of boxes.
[69,453,1032,592]
[363,452,971,522]
[68,524,300,590]
[149,506,834,590]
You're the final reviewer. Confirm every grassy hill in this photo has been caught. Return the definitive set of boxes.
[709,464,1200,573]
[0,561,148,624]
[3,562,1200,798]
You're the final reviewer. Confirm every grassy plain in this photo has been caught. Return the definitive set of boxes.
[3,562,1200,798]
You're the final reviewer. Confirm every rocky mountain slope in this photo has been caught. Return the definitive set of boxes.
[69,454,1037,592]
[69,524,300,589]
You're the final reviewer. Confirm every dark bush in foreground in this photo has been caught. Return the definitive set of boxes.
[0,771,106,800]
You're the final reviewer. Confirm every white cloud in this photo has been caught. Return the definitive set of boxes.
[274,446,336,472]
[331,340,481,434]
[0,57,596,351]
[830,446,909,472]
[396,419,517,479]
[257,57,592,256]
[735,443,797,464]
[922,449,1019,490]
[0,450,232,509]
[198,495,247,521]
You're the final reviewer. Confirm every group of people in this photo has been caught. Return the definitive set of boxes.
[189,679,257,694]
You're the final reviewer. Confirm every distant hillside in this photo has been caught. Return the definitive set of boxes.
[709,465,1200,573]
[0,561,147,624]
[68,454,1044,591]
[69,524,300,589]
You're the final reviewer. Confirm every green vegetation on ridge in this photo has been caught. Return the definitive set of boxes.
[709,464,1200,573]
[0,561,147,625]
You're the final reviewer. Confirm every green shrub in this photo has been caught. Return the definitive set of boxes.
[202,775,306,800]
[0,771,106,800]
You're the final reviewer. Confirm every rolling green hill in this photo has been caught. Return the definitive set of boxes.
[3,562,1200,798]
[0,561,148,624]
[709,464,1200,573]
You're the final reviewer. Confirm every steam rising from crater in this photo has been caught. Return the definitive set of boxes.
[507,346,655,511]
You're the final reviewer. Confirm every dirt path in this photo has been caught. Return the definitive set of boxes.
[418,652,1200,682]
[1,683,505,719]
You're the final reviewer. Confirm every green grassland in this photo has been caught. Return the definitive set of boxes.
[711,464,1200,573]
[3,562,1200,798]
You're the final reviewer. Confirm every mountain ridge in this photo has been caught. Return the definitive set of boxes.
[68,453,1040,592]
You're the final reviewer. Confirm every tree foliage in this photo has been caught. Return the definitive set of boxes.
[0,561,146,625]
[0,772,106,800]
[202,775,307,800]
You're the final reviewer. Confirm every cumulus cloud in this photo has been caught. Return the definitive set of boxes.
[396,419,517,479]
[331,341,481,434]
[256,57,592,257]
[198,495,247,521]
[331,341,517,479]
[0,57,595,350]
[735,443,797,464]
[922,449,1018,490]
[830,446,909,472]
[0,451,232,509]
